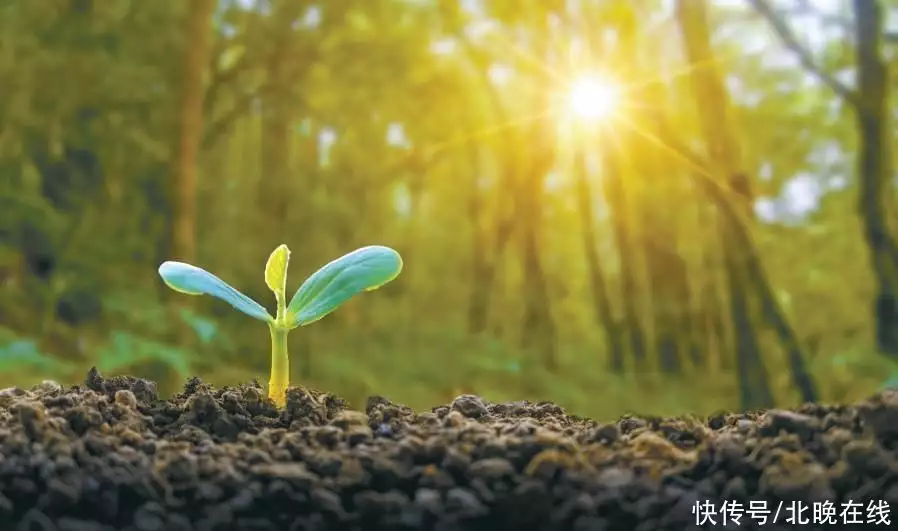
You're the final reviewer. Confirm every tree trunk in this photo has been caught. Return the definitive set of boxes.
[696,235,730,372]
[602,146,648,369]
[852,0,898,356]
[675,0,772,408]
[468,159,516,336]
[460,44,519,338]
[638,88,698,373]
[639,81,707,373]
[169,0,214,264]
[573,148,625,372]
[519,211,557,372]
[642,76,720,373]
[258,57,292,244]
[748,0,898,361]
[159,0,214,395]
[603,7,648,371]
[643,234,689,373]
[516,111,558,372]
[677,0,818,405]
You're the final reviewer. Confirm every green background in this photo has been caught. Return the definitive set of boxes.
[2,0,897,419]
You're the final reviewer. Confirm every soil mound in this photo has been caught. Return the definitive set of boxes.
[0,368,896,530]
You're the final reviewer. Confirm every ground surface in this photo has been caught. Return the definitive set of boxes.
[0,370,897,531]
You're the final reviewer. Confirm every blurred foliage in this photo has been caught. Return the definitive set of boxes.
[2,0,898,420]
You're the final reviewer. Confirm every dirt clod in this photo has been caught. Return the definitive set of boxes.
[0,370,896,530]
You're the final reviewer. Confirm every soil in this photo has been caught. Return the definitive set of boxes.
[0,369,897,531]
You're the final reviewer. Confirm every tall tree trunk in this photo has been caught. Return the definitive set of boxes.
[169,0,214,264]
[258,108,291,243]
[519,213,557,372]
[748,0,898,360]
[638,81,699,373]
[648,83,727,372]
[256,0,312,245]
[643,232,690,373]
[465,145,485,332]
[602,147,648,369]
[459,41,518,338]
[468,161,516,335]
[605,6,648,371]
[677,0,817,405]
[675,0,771,408]
[852,0,898,356]
[573,148,625,372]
[637,125,695,374]
[517,124,558,372]
[697,234,730,372]
[258,62,292,244]
[160,0,214,395]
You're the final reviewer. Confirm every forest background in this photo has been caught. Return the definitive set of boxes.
[2,0,897,420]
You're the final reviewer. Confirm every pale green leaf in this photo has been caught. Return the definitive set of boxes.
[286,245,402,327]
[265,244,291,299]
[158,261,272,322]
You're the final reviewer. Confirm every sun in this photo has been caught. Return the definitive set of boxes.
[566,74,620,121]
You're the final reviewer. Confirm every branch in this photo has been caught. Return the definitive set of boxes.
[204,51,251,117]
[201,1,313,151]
[746,0,860,109]
[201,89,260,150]
[789,0,851,31]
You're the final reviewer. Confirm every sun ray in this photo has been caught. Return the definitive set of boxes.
[566,74,620,121]
[419,15,752,188]
[607,110,756,223]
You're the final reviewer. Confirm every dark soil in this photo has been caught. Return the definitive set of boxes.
[1,369,897,531]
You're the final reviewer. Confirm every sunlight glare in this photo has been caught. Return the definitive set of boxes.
[567,75,620,121]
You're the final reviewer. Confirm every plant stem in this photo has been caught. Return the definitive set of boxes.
[268,324,289,407]
[275,292,286,321]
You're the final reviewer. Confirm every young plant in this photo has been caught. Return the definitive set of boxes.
[157,245,402,406]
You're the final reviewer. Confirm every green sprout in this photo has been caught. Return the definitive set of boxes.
[157,245,402,406]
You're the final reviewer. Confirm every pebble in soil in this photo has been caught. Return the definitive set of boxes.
[0,368,896,530]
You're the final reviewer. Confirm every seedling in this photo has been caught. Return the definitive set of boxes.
[158,245,402,406]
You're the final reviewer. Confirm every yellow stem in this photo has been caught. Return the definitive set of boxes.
[268,324,289,407]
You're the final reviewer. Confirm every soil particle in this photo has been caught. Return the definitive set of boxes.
[0,369,897,530]
[450,395,488,419]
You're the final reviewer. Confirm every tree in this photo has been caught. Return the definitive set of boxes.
[676,0,816,407]
[748,0,898,358]
[573,146,624,372]
[169,0,216,264]
[0,0,886,417]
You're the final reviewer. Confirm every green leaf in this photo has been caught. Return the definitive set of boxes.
[0,337,74,374]
[158,261,272,322]
[178,308,220,345]
[286,245,402,327]
[97,330,194,378]
[265,244,290,302]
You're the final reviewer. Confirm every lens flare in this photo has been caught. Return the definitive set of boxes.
[567,75,620,120]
